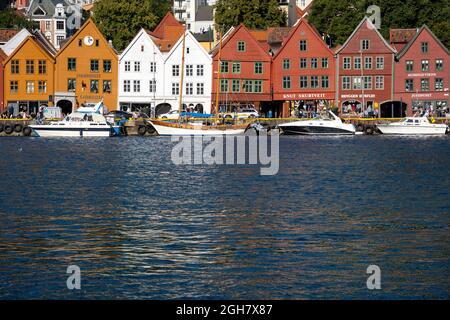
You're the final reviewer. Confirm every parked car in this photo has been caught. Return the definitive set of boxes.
[158,110,180,119]
[222,107,260,119]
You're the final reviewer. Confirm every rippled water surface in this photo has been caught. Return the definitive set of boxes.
[0,136,449,299]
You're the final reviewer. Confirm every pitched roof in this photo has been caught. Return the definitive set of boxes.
[0,29,20,43]
[149,12,183,39]
[27,0,71,19]
[335,16,396,54]
[390,28,417,44]
[0,48,7,60]
[4,35,56,65]
[195,5,213,21]
[267,27,291,44]
[32,29,57,56]
[397,25,450,59]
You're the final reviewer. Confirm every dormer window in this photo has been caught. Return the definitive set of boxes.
[33,6,46,16]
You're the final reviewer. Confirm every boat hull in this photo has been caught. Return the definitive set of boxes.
[278,121,356,135]
[30,126,112,137]
[149,121,246,136]
[377,124,447,135]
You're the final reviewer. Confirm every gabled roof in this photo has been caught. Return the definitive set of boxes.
[56,18,118,58]
[335,16,396,54]
[119,28,164,61]
[390,28,417,44]
[32,29,57,56]
[164,30,211,62]
[267,27,291,44]
[0,28,32,55]
[149,12,183,39]
[4,35,56,65]
[27,0,71,19]
[0,29,20,43]
[396,25,450,59]
[273,18,333,60]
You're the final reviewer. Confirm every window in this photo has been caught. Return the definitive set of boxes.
[10,81,18,93]
[343,57,351,70]
[68,58,76,71]
[405,79,414,92]
[321,58,328,69]
[311,58,318,69]
[244,80,253,93]
[26,60,34,74]
[299,40,307,51]
[364,57,372,69]
[232,62,241,74]
[361,39,370,50]
[254,80,262,93]
[68,78,76,92]
[421,42,428,53]
[186,83,193,95]
[376,57,384,69]
[186,65,193,76]
[406,60,413,72]
[38,60,46,74]
[232,79,240,92]
[123,80,131,92]
[237,41,246,52]
[186,47,190,54]
[300,58,307,69]
[56,36,64,47]
[124,61,131,72]
[254,62,263,74]
[310,76,319,88]
[78,39,82,47]
[435,59,443,71]
[282,59,290,70]
[56,20,64,30]
[354,57,361,70]
[11,60,19,74]
[197,65,204,76]
[103,80,111,93]
[421,78,429,91]
[283,76,291,89]
[45,21,51,30]
[363,76,372,90]
[150,62,156,73]
[172,65,180,76]
[149,80,156,93]
[353,76,362,90]
[133,80,140,92]
[90,80,99,93]
[375,76,384,90]
[103,60,111,73]
[220,79,228,92]
[342,76,351,90]
[435,78,444,91]
[299,76,308,88]
[26,81,34,93]
[38,81,46,93]
[421,60,429,71]
[134,61,140,72]
[95,39,99,47]
[90,59,99,72]
[172,83,179,95]
[321,76,329,89]
[197,83,204,95]
[220,61,228,73]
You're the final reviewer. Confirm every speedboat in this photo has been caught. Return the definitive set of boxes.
[377,117,448,135]
[277,110,356,135]
[30,101,113,137]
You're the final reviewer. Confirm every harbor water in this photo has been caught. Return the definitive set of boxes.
[0,136,448,299]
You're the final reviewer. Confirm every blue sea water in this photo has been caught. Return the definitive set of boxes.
[0,135,448,299]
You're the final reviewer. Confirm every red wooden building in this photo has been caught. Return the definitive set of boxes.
[393,25,450,116]
[336,17,397,117]
[0,48,6,113]
[211,24,272,115]
[272,18,336,118]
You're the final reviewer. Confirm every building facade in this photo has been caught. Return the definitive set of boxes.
[211,24,272,114]
[54,18,118,114]
[393,25,450,117]
[3,35,55,115]
[272,18,336,118]
[0,49,6,112]
[336,17,397,117]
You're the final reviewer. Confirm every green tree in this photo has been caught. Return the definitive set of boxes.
[309,0,450,48]
[0,8,35,29]
[93,0,171,51]
[214,0,287,32]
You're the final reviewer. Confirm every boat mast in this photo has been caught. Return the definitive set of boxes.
[214,30,223,115]
[178,28,187,114]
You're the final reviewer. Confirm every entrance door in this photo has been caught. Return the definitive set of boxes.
[57,100,73,115]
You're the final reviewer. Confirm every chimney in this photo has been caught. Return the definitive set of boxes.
[288,0,298,27]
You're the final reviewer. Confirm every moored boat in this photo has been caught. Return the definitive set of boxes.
[377,117,447,135]
[149,120,246,136]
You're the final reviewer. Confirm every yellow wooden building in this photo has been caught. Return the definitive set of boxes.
[54,18,118,114]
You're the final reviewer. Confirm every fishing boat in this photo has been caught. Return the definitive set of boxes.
[30,101,113,137]
[377,117,448,135]
[277,110,356,135]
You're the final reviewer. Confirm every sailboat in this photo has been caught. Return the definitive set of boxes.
[148,30,248,136]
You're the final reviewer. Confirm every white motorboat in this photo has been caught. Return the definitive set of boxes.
[149,120,246,136]
[30,101,113,137]
[277,110,356,135]
[377,117,448,135]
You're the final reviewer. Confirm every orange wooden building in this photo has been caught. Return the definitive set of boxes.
[2,35,55,115]
[54,18,118,114]
[0,48,6,112]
